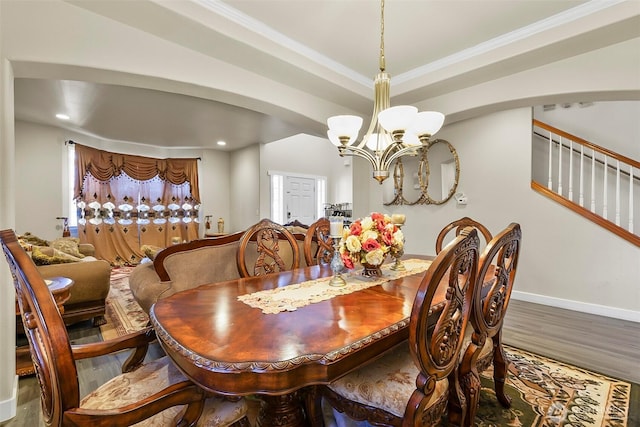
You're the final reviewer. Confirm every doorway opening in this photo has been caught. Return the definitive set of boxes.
[269,171,326,226]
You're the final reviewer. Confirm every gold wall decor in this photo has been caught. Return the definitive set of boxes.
[384,139,460,206]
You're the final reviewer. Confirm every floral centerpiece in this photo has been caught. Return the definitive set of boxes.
[339,212,404,277]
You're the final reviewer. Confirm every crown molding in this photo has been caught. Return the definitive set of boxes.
[195,0,627,90]
[194,0,371,87]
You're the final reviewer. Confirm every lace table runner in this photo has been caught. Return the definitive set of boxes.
[238,259,432,314]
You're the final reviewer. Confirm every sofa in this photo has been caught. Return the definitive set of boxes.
[130,225,315,313]
[17,234,111,327]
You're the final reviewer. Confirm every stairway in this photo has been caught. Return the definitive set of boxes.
[531,119,639,247]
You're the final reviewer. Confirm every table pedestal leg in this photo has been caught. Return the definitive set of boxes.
[257,392,306,427]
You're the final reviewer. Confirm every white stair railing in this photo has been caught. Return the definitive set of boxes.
[532,119,640,247]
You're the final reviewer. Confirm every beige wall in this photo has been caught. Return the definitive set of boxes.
[230,144,261,231]
[368,108,640,317]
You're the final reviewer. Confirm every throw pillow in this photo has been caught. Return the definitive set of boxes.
[141,244,163,261]
[31,246,82,266]
[18,232,49,247]
[50,237,85,259]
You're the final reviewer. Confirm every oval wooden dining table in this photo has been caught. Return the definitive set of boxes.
[150,256,440,427]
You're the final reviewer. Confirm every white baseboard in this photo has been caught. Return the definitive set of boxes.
[512,291,640,323]
[0,375,18,422]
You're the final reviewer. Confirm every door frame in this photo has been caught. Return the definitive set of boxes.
[268,170,326,225]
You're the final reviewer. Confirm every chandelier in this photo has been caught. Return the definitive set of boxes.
[326,0,445,184]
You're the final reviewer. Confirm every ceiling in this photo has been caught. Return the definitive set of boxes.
[13,0,638,151]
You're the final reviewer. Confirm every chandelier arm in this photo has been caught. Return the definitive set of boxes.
[341,146,380,167]
[382,146,420,169]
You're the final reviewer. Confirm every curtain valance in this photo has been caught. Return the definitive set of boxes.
[73,144,200,202]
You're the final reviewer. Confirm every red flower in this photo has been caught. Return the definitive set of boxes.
[341,252,354,269]
[361,238,381,252]
[349,221,362,236]
[371,212,385,221]
[382,230,393,246]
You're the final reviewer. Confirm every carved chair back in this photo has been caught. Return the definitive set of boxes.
[403,227,480,425]
[2,229,82,426]
[473,222,521,344]
[236,218,301,277]
[303,218,334,266]
[435,216,493,254]
[457,222,522,426]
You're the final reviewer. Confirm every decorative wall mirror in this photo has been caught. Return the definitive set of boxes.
[384,139,460,206]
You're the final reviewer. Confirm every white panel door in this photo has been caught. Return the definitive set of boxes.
[284,176,316,225]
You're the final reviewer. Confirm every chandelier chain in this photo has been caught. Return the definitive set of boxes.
[379,0,385,72]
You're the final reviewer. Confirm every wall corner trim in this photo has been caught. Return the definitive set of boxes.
[0,375,18,422]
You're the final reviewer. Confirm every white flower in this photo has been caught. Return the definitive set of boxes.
[361,217,374,231]
[392,229,404,249]
[365,248,385,265]
[361,229,378,241]
[345,235,362,253]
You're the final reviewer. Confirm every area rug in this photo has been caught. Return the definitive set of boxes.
[99,266,149,340]
[100,267,637,426]
[476,346,635,426]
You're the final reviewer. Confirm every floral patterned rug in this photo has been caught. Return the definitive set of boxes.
[100,267,638,426]
[476,346,635,426]
[99,266,149,340]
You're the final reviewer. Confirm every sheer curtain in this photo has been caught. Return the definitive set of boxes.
[74,144,200,265]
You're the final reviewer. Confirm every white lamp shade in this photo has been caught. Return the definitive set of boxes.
[377,106,418,132]
[327,115,363,139]
[327,130,342,146]
[411,111,445,136]
[402,133,420,146]
[364,133,391,151]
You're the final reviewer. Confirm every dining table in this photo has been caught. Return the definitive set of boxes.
[150,256,444,427]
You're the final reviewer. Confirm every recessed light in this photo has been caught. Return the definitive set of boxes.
[217,141,226,146]
[56,113,70,120]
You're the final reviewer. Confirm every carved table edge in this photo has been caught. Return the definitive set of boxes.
[151,316,411,372]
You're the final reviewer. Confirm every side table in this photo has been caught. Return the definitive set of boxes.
[15,276,74,376]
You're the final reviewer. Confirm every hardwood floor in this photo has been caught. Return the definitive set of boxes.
[502,300,640,384]
[2,300,638,426]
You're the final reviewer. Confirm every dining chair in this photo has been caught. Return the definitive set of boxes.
[453,222,522,427]
[435,216,493,254]
[236,218,301,277]
[318,227,481,427]
[303,217,334,266]
[1,229,250,427]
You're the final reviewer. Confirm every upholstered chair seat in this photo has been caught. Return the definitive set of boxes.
[80,355,248,426]
[327,342,449,419]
